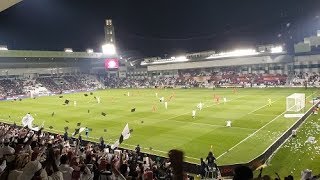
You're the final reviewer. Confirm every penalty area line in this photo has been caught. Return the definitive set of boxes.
[216,110,287,160]
[217,92,317,160]
[247,98,282,115]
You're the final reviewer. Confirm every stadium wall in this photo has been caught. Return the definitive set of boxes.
[294,54,320,73]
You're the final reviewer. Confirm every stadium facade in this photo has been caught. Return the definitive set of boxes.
[0,40,319,83]
[0,19,320,84]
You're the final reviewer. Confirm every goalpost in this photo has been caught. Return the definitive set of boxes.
[286,93,305,112]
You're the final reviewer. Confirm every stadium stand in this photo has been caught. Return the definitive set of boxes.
[0,71,314,98]
[0,79,24,97]
[0,122,318,180]
[292,72,320,86]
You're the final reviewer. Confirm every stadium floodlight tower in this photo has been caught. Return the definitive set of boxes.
[102,43,116,55]
[86,48,94,53]
[102,19,117,55]
[270,46,283,54]
[64,48,73,53]
[286,93,305,112]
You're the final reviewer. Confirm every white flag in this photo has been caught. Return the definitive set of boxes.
[21,113,42,131]
[72,127,87,136]
[111,123,131,149]
[122,123,131,140]
[111,140,120,150]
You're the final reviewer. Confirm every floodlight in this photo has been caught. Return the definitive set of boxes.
[176,56,188,61]
[0,45,8,51]
[102,43,116,55]
[170,56,176,59]
[64,48,73,53]
[207,48,259,59]
[271,46,283,53]
[86,49,94,53]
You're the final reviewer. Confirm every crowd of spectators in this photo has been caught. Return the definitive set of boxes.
[0,79,24,98]
[102,76,198,88]
[0,123,196,180]
[179,70,287,87]
[35,76,99,94]
[101,71,288,89]
[36,77,62,93]
[292,72,320,86]
[0,71,318,99]
[0,122,318,180]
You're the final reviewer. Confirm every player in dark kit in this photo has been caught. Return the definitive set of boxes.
[85,127,89,138]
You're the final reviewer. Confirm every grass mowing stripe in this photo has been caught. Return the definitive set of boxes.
[247,98,282,114]
[217,91,317,160]
[217,110,287,160]
[49,127,201,160]
[0,88,318,165]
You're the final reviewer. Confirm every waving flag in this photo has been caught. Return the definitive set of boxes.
[72,127,86,137]
[21,113,42,131]
[111,123,131,149]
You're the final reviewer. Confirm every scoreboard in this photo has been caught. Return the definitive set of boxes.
[104,58,119,70]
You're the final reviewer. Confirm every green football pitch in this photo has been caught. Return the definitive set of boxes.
[0,88,318,165]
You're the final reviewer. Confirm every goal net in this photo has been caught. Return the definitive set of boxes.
[286,93,305,112]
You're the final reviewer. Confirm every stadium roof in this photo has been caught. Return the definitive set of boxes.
[0,50,110,59]
[0,0,21,12]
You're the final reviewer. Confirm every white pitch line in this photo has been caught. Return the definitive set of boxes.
[0,96,247,162]
[44,128,201,161]
[251,113,276,117]
[217,92,317,160]
[44,128,200,160]
[216,110,287,159]
[170,120,257,131]
[247,98,281,114]
[139,95,247,123]
[121,143,199,160]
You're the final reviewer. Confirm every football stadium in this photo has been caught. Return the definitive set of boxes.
[0,1,319,180]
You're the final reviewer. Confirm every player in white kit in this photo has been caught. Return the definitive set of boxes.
[192,110,196,119]
[164,101,168,109]
[197,102,203,110]
[223,97,227,104]
[226,120,232,127]
[97,97,101,104]
[155,92,158,98]
[74,101,77,107]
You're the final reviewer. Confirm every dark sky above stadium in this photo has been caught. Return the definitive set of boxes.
[0,0,320,56]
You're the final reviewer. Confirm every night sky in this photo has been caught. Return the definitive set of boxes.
[0,0,320,56]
